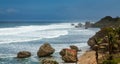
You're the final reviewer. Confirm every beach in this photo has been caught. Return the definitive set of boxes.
[78,50,98,64]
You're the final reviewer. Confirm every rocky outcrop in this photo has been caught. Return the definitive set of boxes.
[37,43,55,57]
[41,59,58,64]
[92,16,120,28]
[85,22,92,29]
[87,27,113,49]
[70,45,80,51]
[17,51,31,58]
[87,26,120,51]
[60,48,77,63]
[75,23,83,28]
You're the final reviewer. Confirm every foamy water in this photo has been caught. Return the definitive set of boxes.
[0,22,99,64]
[0,23,73,44]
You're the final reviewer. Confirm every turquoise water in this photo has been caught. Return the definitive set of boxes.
[0,22,99,64]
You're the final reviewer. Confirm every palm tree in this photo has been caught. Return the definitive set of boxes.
[107,32,117,60]
[94,38,99,64]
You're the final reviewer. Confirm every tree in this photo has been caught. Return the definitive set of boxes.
[94,38,99,64]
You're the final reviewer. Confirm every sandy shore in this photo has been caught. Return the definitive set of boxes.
[78,50,98,64]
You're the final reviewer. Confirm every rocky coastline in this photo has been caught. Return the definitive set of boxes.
[86,16,120,64]
[92,16,120,28]
[17,43,82,64]
[16,16,120,64]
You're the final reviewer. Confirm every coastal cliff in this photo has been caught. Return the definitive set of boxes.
[92,16,120,28]
[86,16,120,64]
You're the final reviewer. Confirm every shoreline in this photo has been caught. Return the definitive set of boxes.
[78,50,97,64]
[78,50,104,64]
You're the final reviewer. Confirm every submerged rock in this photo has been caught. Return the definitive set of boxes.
[17,51,31,58]
[60,48,77,63]
[85,21,92,29]
[41,59,58,64]
[71,23,75,26]
[37,43,55,57]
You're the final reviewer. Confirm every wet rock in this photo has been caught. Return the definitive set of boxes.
[60,48,77,63]
[71,23,75,26]
[41,59,58,64]
[17,51,31,58]
[37,43,55,57]
[85,21,92,29]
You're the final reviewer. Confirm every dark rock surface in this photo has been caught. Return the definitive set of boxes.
[41,59,58,64]
[17,51,31,58]
[37,43,55,57]
[92,16,120,28]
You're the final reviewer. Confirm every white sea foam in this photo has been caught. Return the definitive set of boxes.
[0,23,72,35]
[0,23,72,44]
[0,23,98,44]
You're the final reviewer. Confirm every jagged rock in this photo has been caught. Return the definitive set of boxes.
[88,38,96,48]
[75,23,83,28]
[85,21,92,29]
[37,43,55,57]
[60,48,77,63]
[87,27,112,49]
[78,23,82,27]
[41,59,58,64]
[70,45,80,51]
[17,51,31,58]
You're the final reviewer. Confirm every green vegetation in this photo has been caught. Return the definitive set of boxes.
[103,60,117,64]
[90,27,120,64]
[92,16,120,28]
[87,16,120,64]
[103,58,120,64]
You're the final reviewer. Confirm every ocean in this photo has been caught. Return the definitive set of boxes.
[0,22,99,64]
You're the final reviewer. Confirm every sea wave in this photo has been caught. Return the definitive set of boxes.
[0,23,72,35]
[0,23,72,44]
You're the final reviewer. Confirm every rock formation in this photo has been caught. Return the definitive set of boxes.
[87,27,112,49]
[60,48,77,63]
[17,51,31,58]
[85,21,92,29]
[41,59,58,64]
[37,43,55,57]
[92,16,120,28]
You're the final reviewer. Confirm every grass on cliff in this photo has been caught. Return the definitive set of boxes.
[91,26,120,64]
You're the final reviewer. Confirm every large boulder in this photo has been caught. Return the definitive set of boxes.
[60,48,77,63]
[37,43,55,57]
[17,51,31,58]
[41,59,58,64]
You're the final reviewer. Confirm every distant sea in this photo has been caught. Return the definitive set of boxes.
[0,22,99,64]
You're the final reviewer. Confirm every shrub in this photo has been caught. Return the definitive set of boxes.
[103,60,117,64]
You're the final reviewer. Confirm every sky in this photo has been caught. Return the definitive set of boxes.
[0,0,120,22]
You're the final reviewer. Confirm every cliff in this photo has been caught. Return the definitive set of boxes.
[92,16,120,28]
